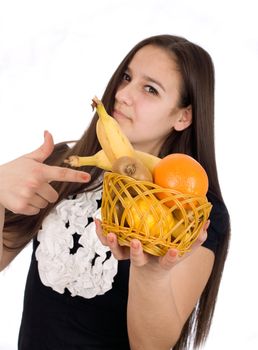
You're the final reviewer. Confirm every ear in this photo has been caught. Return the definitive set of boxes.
[174,106,192,131]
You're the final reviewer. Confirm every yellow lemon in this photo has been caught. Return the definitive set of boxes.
[123,196,174,237]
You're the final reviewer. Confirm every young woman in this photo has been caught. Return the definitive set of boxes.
[0,34,230,350]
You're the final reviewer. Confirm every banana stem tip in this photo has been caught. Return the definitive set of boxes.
[91,96,102,110]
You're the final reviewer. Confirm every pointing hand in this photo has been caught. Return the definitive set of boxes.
[0,131,91,215]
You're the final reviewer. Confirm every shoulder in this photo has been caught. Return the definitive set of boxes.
[207,191,230,232]
[202,190,230,254]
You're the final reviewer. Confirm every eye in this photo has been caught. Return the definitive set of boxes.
[144,85,158,95]
[122,72,131,82]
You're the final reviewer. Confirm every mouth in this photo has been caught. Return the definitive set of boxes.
[113,108,130,121]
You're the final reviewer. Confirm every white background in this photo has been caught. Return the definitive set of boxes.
[0,0,258,349]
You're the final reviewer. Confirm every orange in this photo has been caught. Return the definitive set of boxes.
[153,153,209,207]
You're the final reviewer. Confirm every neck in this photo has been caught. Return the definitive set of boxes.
[133,141,162,157]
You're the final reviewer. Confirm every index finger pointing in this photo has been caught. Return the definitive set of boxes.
[43,164,91,183]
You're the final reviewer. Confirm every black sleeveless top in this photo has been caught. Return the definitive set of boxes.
[18,190,229,350]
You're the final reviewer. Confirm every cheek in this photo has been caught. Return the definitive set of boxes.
[138,105,172,130]
[136,104,161,125]
[135,116,172,141]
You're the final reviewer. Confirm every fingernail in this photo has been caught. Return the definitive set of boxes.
[131,240,139,249]
[107,234,115,244]
[81,173,91,182]
[169,249,177,259]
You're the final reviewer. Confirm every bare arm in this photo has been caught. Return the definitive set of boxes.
[95,219,214,349]
[0,131,91,271]
[127,245,214,349]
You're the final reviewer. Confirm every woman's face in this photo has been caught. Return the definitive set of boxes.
[113,44,191,156]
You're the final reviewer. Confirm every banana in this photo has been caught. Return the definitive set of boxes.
[64,149,160,174]
[93,96,136,164]
[64,150,112,171]
[64,97,161,173]
[135,150,160,174]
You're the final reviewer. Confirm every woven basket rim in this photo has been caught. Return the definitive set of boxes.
[101,171,212,256]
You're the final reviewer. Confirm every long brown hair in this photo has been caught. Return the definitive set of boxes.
[4,35,230,349]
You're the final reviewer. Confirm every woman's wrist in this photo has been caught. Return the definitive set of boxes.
[129,263,172,287]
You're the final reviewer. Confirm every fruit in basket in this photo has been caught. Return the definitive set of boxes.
[112,156,153,182]
[153,153,209,207]
[123,196,174,236]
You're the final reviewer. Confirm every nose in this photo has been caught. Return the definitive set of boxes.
[115,83,134,106]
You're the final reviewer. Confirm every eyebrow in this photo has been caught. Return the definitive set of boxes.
[126,66,166,92]
[143,75,166,92]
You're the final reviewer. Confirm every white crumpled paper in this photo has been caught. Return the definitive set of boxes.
[36,190,118,298]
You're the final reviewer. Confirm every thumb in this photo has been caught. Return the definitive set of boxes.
[26,130,54,163]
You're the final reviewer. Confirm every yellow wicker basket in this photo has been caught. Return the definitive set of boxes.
[101,172,212,256]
